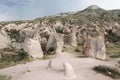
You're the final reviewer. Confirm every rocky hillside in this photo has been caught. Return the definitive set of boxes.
[0,5,120,59]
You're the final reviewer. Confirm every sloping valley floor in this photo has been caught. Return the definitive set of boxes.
[0,52,119,80]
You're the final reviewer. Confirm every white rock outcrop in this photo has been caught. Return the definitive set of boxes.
[63,62,76,80]
[83,28,106,60]
[83,32,95,57]
[0,28,11,48]
[54,34,64,54]
[68,28,77,47]
[46,33,57,52]
[23,38,44,59]
[46,60,52,70]
[94,36,106,60]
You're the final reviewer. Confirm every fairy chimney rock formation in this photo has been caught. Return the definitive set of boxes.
[54,34,64,54]
[83,32,95,57]
[83,28,106,60]
[23,33,44,59]
[0,28,11,48]
[63,62,76,80]
[46,33,57,52]
[69,28,77,47]
[95,35,106,60]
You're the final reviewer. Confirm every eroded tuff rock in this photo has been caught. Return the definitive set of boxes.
[53,21,64,33]
[40,38,47,52]
[46,32,57,53]
[54,34,64,54]
[0,5,120,60]
[0,28,11,48]
[46,60,52,70]
[63,62,76,79]
[23,38,43,59]
[68,27,77,47]
[23,32,44,59]
[83,28,106,60]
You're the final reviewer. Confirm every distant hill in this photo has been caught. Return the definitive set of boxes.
[0,5,120,46]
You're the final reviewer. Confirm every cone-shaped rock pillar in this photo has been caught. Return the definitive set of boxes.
[54,34,64,54]
[69,28,77,47]
[23,38,44,59]
[63,62,76,80]
[46,60,52,70]
[23,31,44,59]
[83,32,95,57]
[83,28,106,60]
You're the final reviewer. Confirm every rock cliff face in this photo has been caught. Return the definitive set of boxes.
[0,5,120,59]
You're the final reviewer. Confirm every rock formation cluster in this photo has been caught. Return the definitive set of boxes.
[0,5,120,60]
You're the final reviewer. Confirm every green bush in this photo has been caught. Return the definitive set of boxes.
[110,53,120,58]
[93,65,120,79]
[75,45,83,52]
[0,75,11,80]
[0,49,31,69]
[18,49,29,60]
[6,29,22,42]
[75,48,81,52]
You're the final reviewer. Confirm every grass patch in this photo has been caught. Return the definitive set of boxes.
[75,45,83,52]
[0,48,33,69]
[93,65,120,79]
[42,55,49,60]
[110,53,120,58]
[0,56,32,69]
[63,45,77,52]
[0,75,11,80]
[106,44,120,58]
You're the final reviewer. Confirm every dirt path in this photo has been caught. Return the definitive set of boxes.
[0,52,119,80]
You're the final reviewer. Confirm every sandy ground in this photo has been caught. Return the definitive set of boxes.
[0,52,119,80]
